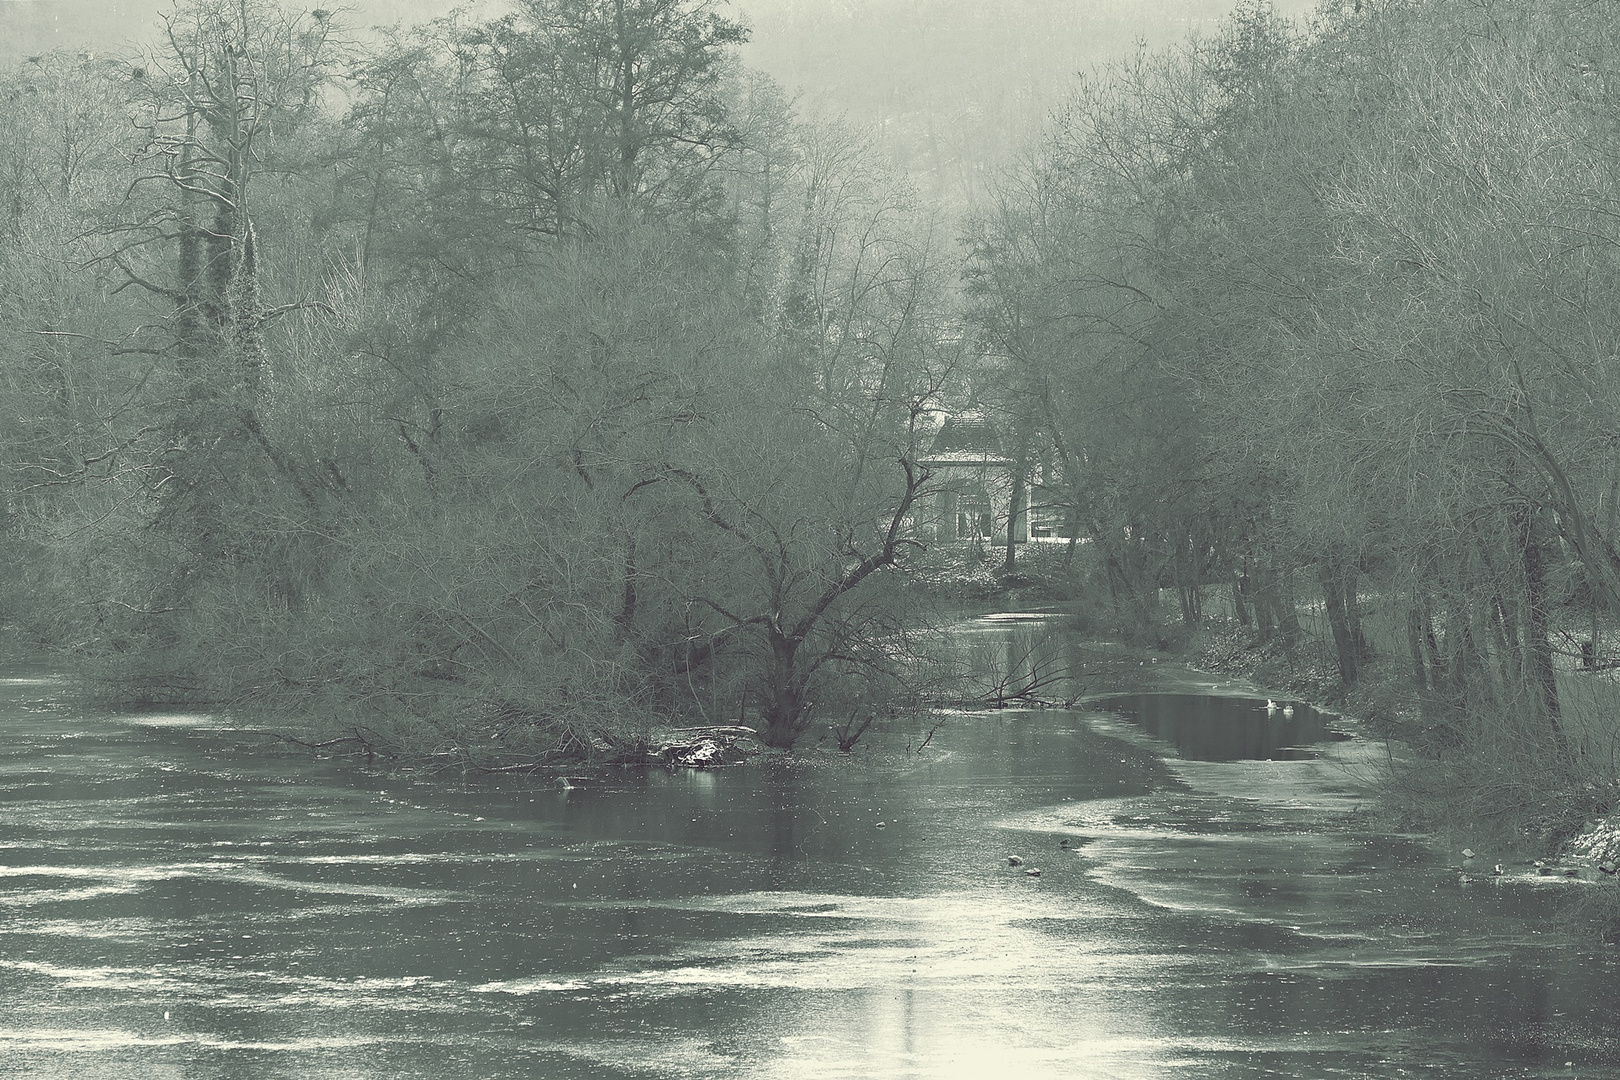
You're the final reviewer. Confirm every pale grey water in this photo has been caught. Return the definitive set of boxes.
[2,616,1618,1078]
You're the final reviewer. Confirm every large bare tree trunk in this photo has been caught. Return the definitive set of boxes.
[1319,558,1371,686]
[1519,513,1564,736]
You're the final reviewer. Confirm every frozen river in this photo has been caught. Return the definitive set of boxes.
[2,616,1617,1077]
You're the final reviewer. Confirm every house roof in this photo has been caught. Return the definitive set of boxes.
[922,411,1008,466]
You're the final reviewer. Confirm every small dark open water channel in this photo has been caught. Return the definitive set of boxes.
[3,615,1619,1078]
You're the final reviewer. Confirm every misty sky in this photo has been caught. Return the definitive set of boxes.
[0,0,1318,204]
[1,0,1317,89]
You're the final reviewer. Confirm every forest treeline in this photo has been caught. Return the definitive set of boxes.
[0,0,962,755]
[5,0,1620,811]
[968,0,1620,828]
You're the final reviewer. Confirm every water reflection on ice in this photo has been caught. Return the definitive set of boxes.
[2,659,1618,1079]
[588,888,1169,992]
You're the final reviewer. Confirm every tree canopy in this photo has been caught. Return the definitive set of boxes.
[6,0,1620,797]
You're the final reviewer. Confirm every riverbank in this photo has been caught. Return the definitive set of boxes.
[16,546,1620,943]
[1167,612,1620,940]
[909,538,1620,941]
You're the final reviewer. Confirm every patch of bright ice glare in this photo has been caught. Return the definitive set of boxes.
[0,960,177,990]
[0,917,152,941]
[0,962,448,1012]
[0,862,462,905]
[477,888,1182,996]
[115,713,221,729]
[468,978,589,994]
[0,1028,385,1053]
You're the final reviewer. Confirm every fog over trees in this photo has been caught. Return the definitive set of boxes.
[3,0,1618,816]
[0,0,1316,207]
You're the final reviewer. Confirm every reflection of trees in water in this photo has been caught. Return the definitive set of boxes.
[1095,692,1346,762]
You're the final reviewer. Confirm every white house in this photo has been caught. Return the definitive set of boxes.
[917,411,1027,544]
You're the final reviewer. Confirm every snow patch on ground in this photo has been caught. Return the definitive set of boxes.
[1564,817,1620,866]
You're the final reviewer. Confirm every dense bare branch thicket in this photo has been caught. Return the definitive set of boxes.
[969,0,1620,829]
[0,0,954,756]
[13,0,1620,804]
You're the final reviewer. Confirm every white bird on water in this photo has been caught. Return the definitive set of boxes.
[1265,699,1279,713]
[1282,704,1295,718]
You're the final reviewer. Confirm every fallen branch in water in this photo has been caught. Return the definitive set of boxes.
[911,715,946,754]
[258,726,389,760]
[666,725,759,737]
[468,759,555,774]
[830,711,875,752]
[926,670,1101,713]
